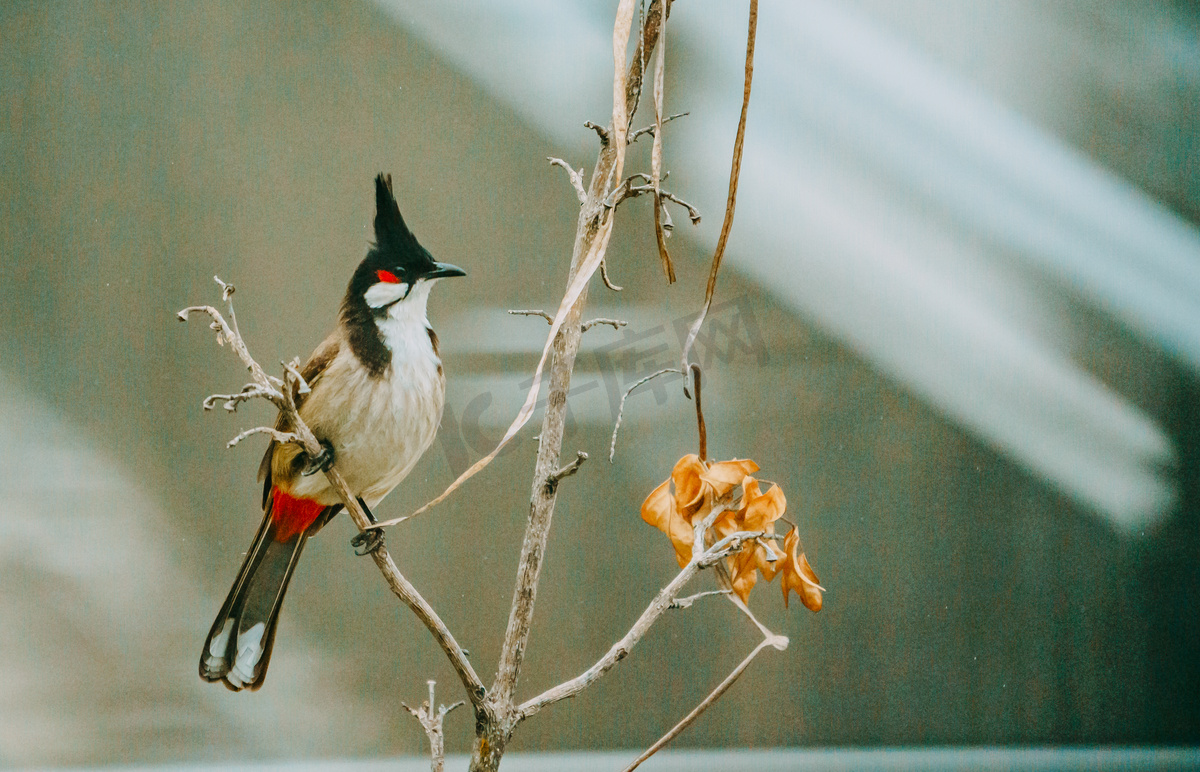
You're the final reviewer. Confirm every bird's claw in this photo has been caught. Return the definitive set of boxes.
[302,440,336,476]
[351,528,384,556]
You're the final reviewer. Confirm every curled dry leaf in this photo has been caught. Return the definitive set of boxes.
[639,455,823,610]
[640,479,694,568]
[780,527,824,612]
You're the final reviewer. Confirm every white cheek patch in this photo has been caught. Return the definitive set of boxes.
[365,280,409,308]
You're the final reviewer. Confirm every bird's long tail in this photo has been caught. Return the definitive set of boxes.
[199,488,335,691]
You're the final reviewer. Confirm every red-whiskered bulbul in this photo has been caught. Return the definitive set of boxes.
[199,174,465,691]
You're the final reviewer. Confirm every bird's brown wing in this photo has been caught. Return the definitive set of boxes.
[258,334,341,507]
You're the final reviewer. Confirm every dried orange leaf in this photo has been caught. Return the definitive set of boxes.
[730,546,759,603]
[756,539,786,582]
[795,552,824,611]
[711,505,740,541]
[700,458,760,496]
[668,516,696,568]
[742,481,786,532]
[640,479,675,531]
[781,527,824,612]
[672,454,708,519]
[642,478,694,568]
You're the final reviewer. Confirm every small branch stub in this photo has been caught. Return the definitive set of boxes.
[581,317,627,332]
[584,120,610,145]
[548,157,587,204]
[508,309,554,325]
[545,451,588,493]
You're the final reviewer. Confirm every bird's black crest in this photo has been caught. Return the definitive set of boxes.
[366,173,437,276]
[373,174,415,255]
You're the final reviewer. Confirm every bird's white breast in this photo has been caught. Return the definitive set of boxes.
[291,283,445,506]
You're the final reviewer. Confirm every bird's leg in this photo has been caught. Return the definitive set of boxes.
[301,439,336,476]
[350,497,385,556]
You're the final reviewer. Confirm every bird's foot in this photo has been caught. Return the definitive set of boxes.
[301,440,336,476]
[351,528,385,556]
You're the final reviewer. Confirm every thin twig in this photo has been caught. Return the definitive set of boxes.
[622,635,786,772]
[282,358,312,395]
[202,384,273,412]
[548,157,587,204]
[227,426,299,449]
[580,317,627,332]
[629,112,689,143]
[181,279,489,718]
[510,311,625,334]
[659,190,701,225]
[508,309,554,324]
[602,177,700,228]
[608,367,683,462]
[603,173,653,209]
[680,0,758,370]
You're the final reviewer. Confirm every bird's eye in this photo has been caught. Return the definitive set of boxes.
[376,269,402,284]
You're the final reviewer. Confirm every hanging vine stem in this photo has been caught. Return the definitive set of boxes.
[679,0,758,371]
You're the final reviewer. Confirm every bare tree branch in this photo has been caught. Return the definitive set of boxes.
[469,4,670,768]
[509,310,626,334]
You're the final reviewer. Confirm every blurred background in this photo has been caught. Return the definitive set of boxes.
[2,0,1199,767]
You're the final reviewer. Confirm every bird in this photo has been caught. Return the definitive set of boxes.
[199,173,465,691]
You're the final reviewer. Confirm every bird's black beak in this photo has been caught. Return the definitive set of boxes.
[424,261,466,280]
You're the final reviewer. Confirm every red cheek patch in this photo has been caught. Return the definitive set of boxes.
[376,269,401,284]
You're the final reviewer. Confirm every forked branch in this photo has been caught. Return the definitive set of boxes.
[517,504,774,719]
[404,680,465,772]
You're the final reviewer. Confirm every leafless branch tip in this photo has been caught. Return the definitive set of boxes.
[581,317,627,332]
[545,451,588,492]
[547,157,587,204]
[583,120,610,145]
[507,309,554,324]
[608,367,684,462]
[629,111,689,144]
[227,426,299,449]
